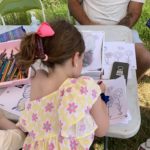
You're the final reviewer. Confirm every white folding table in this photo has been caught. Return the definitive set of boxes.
[0,25,141,144]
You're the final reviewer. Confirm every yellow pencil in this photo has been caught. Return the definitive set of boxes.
[1,60,12,82]
[17,70,22,79]
[9,67,18,80]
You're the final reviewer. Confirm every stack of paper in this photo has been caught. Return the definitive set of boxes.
[102,76,131,124]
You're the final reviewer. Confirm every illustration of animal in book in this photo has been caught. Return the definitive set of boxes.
[80,30,105,73]
[0,84,30,116]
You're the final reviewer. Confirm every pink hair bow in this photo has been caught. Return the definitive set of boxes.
[36,22,55,37]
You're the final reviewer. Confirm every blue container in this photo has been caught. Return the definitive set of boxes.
[146,18,150,28]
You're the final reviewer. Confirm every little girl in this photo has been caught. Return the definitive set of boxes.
[1,20,109,150]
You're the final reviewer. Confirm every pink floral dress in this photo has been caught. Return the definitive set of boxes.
[17,76,101,150]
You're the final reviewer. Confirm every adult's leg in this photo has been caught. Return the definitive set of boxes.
[132,30,150,81]
[135,43,150,81]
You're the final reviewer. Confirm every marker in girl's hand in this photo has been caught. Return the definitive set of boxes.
[97,80,106,93]
[97,80,109,104]
[97,80,103,85]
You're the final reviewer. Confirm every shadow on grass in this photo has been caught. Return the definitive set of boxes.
[90,106,150,150]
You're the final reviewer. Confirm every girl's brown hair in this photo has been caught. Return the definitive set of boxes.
[15,20,85,70]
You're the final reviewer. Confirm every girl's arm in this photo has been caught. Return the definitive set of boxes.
[0,110,17,129]
[90,96,109,137]
[0,117,17,130]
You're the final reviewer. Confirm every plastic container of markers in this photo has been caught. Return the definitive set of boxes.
[0,40,30,88]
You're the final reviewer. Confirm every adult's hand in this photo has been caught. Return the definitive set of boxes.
[68,0,100,25]
[118,1,143,28]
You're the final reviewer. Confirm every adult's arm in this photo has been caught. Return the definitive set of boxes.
[118,1,143,28]
[68,0,96,25]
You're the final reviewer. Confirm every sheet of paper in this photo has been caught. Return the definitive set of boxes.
[110,110,131,125]
[102,76,128,123]
[81,31,105,73]
[102,42,136,79]
[0,84,30,116]
[102,42,136,69]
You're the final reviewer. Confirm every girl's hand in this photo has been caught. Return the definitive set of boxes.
[97,81,106,93]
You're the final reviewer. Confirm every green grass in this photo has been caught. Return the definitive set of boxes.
[0,0,150,149]
[134,0,150,49]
